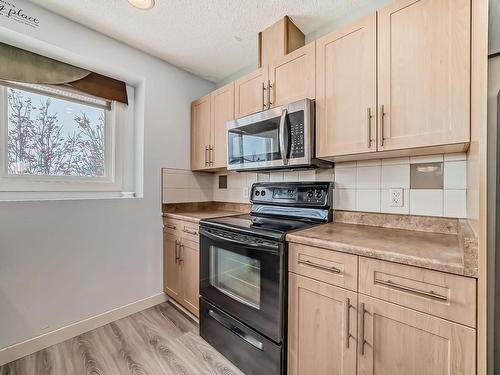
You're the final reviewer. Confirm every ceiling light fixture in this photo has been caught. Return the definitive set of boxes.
[128,0,155,10]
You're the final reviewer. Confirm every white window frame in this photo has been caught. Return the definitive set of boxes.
[0,83,123,193]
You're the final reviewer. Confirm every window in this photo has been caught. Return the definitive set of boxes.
[0,83,123,194]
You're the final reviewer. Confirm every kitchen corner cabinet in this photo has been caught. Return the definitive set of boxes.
[235,42,316,118]
[317,0,471,161]
[316,13,377,158]
[288,273,357,375]
[191,82,234,171]
[163,218,200,317]
[357,295,476,375]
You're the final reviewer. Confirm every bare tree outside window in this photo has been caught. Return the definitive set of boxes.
[6,88,106,177]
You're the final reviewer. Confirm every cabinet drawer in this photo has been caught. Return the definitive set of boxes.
[359,258,476,327]
[163,218,182,236]
[289,243,358,291]
[180,222,200,243]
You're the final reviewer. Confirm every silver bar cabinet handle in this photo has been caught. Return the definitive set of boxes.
[298,259,341,274]
[268,80,273,107]
[359,302,366,355]
[209,145,214,166]
[374,278,448,302]
[262,82,267,109]
[174,240,179,264]
[205,145,209,166]
[380,105,385,147]
[345,298,351,349]
[178,243,184,263]
[183,228,198,236]
[165,223,176,230]
[366,107,372,149]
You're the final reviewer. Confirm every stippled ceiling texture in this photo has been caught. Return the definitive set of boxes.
[29,0,374,82]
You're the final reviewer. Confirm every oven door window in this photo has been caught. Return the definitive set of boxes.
[228,117,281,166]
[209,246,261,309]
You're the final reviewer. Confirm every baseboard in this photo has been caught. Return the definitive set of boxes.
[0,292,167,367]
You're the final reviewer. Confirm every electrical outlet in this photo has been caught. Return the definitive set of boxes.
[390,188,404,207]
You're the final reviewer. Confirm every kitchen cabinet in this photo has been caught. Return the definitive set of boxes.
[191,94,211,170]
[357,295,476,375]
[163,218,200,317]
[316,13,377,158]
[191,83,234,171]
[234,43,316,118]
[288,242,477,375]
[288,273,357,375]
[316,0,471,161]
[377,0,470,151]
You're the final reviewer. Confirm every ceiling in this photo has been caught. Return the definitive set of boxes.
[29,0,375,82]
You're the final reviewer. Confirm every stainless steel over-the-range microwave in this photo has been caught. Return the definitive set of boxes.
[226,99,330,171]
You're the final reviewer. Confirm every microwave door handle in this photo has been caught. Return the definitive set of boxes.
[279,108,288,165]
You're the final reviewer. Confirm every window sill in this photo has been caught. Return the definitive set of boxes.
[0,191,136,202]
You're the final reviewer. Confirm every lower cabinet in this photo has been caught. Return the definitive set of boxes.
[357,295,476,375]
[163,221,199,317]
[288,273,357,375]
[288,245,477,375]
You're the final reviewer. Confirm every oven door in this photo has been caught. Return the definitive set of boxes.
[199,226,284,342]
[226,98,312,171]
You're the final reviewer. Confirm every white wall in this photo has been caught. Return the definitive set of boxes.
[0,0,213,351]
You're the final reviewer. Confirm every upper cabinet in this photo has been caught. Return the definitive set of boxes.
[316,0,471,161]
[377,0,470,151]
[235,43,316,119]
[316,14,377,158]
[191,82,234,171]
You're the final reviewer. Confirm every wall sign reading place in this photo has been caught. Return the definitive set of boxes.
[0,0,40,28]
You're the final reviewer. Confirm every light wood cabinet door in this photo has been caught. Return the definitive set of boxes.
[210,82,234,168]
[163,233,181,300]
[357,295,476,375]
[234,67,268,118]
[377,0,470,151]
[179,237,199,317]
[269,42,315,108]
[316,13,377,158]
[288,273,357,375]
[191,94,211,170]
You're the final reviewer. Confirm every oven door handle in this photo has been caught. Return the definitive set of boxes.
[200,228,279,252]
[208,309,264,351]
[279,108,289,165]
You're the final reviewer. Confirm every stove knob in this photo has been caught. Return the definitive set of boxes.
[261,190,266,196]
[255,190,260,196]
[307,191,314,199]
[316,191,323,199]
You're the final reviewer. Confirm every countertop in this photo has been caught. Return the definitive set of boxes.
[162,210,242,223]
[287,212,478,278]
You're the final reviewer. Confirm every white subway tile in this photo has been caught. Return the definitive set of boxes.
[410,154,444,164]
[246,173,258,187]
[381,157,410,166]
[356,189,381,212]
[357,159,381,167]
[335,189,356,210]
[298,170,316,181]
[381,164,410,189]
[444,190,467,218]
[334,167,356,188]
[381,189,410,214]
[270,172,284,182]
[284,171,299,182]
[444,153,467,162]
[315,168,334,182]
[356,166,381,189]
[444,161,466,189]
[257,173,270,182]
[409,189,443,216]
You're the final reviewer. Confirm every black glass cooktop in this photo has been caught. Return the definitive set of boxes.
[200,214,319,241]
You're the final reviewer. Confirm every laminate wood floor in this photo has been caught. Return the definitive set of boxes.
[0,302,244,375]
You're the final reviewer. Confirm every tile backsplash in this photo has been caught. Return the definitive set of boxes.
[334,153,467,218]
[162,153,467,218]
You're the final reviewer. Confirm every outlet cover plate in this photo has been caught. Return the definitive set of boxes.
[390,188,404,207]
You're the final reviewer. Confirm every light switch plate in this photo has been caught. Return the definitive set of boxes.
[390,188,404,207]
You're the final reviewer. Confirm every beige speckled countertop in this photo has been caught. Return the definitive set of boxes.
[287,211,478,278]
[163,210,243,223]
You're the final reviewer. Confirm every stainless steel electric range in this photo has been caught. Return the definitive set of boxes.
[199,181,334,375]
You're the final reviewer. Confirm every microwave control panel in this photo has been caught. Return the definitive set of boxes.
[289,111,305,158]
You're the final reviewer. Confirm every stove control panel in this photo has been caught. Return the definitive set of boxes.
[250,182,333,207]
